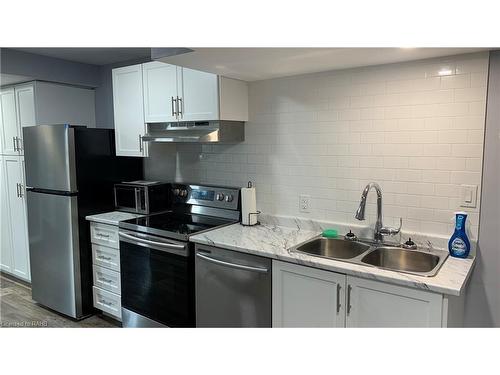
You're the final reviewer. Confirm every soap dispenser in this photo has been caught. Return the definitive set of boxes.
[448,211,471,258]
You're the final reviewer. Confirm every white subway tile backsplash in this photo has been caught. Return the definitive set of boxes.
[451,144,483,158]
[454,87,488,102]
[163,52,488,239]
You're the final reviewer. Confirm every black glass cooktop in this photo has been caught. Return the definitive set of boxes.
[119,211,236,241]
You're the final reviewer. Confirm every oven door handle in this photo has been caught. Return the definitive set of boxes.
[119,231,187,256]
[196,252,269,273]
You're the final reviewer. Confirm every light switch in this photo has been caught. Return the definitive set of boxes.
[460,184,478,208]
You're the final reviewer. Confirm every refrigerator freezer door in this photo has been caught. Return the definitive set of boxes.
[23,124,77,192]
[26,190,83,318]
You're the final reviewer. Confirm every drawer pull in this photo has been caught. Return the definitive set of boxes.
[97,255,112,261]
[99,276,114,284]
[97,233,110,238]
[100,299,114,307]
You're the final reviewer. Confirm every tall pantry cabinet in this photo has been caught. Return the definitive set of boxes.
[0,81,96,282]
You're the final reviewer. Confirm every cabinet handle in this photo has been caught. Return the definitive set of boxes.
[16,183,20,197]
[19,183,24,198]
[139,134,143,152]
[13,137,17,151]
[100,299,113,307]
[99,277,113,284]
[98,233,110,238]
[174,96,180,119]
[336,284,341,314]
[98,255,112,261]
[17,137,22,152]
[171,96,176,116]
[347,285,352,315]
[177,96,183,118]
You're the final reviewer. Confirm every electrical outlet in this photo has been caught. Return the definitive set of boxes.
[299,195,311,213]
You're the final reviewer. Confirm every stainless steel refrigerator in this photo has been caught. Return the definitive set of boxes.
[23,124,142,319]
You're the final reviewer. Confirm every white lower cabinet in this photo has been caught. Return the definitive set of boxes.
[272,260,448,328]
[93,265,121,295]
[93,286,122,318]
[90,222,120,249]
[92,243,120,272]
[273,261,345,327]
[88,220,122,321]
[345,276,443,328]
[0,155,30,281]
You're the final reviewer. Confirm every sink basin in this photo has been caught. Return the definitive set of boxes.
[361,247,445,276]
[294,237,370,260]
[290,236,448,277]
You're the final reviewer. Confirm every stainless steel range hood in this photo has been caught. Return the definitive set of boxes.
[142,121,245,143]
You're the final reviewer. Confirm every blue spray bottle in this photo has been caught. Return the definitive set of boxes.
[448,211,471,258]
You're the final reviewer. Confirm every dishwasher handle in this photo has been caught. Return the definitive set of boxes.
[196,252,269,274]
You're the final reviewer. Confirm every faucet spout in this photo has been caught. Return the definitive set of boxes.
[355,182,384,242]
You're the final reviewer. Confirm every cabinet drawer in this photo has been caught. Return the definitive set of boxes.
[93,286,122,320]
[93,265,121,295]
[90,222,119,249]
[92,244,120,272]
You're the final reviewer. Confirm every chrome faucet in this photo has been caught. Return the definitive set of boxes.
[355,182,401,243]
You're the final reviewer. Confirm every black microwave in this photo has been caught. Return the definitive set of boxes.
[114,181,170,214]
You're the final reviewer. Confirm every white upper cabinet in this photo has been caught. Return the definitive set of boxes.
[1,81,94,156]
[112,64,148,157]
[15,84,36,128]
[0,84,36,155]
[141,61,248,124]
[0,88,19,155]
[179,67,219,122]
[345,275,443,327]
[142,61,178,123]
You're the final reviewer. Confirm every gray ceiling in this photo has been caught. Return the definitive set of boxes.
[12,48,152,66]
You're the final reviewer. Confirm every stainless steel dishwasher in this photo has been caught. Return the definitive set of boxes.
[195,245,272,327]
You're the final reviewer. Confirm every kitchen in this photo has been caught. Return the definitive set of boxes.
[1,6,500,371]
[2,46,492,328]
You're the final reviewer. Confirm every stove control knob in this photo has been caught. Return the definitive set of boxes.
[180,189,188,198]
[216,193,225,201]
[225,194,233,202]
[173,188,180,196]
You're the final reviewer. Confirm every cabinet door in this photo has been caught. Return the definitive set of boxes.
[179,67,219,122]
[15,84,36,155]
[4,156,30,281]
[0,88,20,155]
[112,64,147,157]
[0,156,14,273]
[142,61,178,123]
[272,260,346,327]
[346,276,443,327]
[15,84,36,128]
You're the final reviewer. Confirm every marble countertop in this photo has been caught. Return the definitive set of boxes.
[190,221,475,296]
[85,211,144,226]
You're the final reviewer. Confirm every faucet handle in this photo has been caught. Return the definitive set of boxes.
[380,217,402,236]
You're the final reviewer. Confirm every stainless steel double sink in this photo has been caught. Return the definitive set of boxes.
[290,236,449,277]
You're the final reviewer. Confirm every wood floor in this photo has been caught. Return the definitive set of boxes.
[0,273,119,328]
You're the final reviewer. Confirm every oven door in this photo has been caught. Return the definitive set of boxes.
[119,230,194,327]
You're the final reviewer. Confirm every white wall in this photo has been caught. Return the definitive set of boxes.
[464,51,500,327]
[147,52,489,239]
